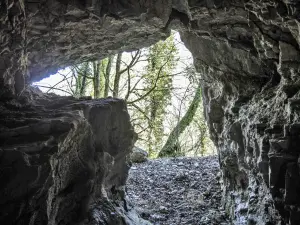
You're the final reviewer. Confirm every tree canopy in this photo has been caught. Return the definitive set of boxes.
[34,32,215,157]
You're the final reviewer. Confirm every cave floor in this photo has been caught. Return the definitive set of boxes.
[126,156,229,225]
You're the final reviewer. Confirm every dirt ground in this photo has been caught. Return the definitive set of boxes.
[126,156,230,225]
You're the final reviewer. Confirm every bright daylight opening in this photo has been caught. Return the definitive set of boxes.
[32,31,227,224]
[33,31,216,158]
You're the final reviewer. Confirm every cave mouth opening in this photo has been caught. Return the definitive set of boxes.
[32,31,216,158]
[29,31,226,224]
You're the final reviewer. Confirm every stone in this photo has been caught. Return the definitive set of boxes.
[0,88,145,225]
[130,147,148,163]
[279,42,300,62]
[126,157,230,225]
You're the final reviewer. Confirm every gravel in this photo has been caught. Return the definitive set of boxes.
[126,156,230,225]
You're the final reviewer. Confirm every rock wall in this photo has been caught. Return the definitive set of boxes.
[0,1,170,224]
[180,1,300,224]
[0,0,172,99]
[1,0,300,224]
[0,87,148,224]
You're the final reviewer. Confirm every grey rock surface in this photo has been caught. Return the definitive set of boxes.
[127,156,229,225]
[130,147,148,163]
[1,0,300,224]
[180,2,300,224]
[0,88,143,225]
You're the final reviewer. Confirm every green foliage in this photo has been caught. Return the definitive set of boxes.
[73,62,90,97]
[158,83,202,157]
[143,35,178,156]
[70,57,112,98]
[42,32,215,158]
[178,99,215,157]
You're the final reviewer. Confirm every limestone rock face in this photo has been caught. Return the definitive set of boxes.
[180,1,300,224]
[0,88,140,225]
[0,0,172,99]
[1,0,300,224]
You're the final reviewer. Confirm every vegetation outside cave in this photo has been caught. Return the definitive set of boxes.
[33,32,216,158]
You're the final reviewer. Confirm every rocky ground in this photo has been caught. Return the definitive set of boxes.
[126,156,230,225]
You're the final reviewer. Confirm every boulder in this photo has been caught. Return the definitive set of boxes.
[130,147,148,163]
[0,89,146,225]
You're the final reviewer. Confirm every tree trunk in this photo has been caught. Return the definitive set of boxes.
[199,125,207,156]
[79,62,89,97]
[113,53,122,98]
[74,67,81,96]
[147,122,154,157]
[158,84,202,157]
[104,55,113,97]
[93,61,101,98]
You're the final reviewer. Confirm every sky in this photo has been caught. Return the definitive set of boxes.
[33,32,193,96]
[32,32,215,155]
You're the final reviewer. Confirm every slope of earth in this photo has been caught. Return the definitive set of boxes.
[126,156,230,225]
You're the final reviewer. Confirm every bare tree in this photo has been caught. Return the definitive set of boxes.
[158,83,202,157]
[93,61,101,98]
[113,53,122,97]
[113,51,141,98]
[104,56,113,97]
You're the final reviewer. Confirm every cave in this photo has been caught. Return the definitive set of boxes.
[1,1,300,225]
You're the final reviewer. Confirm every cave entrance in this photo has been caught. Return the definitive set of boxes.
[33,31,216,158]
[32,31,227,224]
